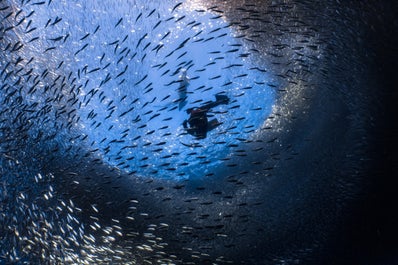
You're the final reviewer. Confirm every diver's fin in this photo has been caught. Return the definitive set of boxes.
[208,118,222,131]
[215,94,229,104]
[179,100,187,110]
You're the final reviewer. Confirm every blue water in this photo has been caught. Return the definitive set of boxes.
[29,1,276,180]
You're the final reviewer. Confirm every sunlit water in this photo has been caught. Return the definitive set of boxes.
[10,1,275,180]
[55,2,276,180]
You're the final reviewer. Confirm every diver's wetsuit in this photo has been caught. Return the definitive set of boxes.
[183,94,229,139]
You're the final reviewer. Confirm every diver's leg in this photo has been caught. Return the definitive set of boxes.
[201,94,230,110]
[179,99,187,110]
[178,84,187,110]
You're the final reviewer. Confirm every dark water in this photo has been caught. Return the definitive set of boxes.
[1,0,397,264]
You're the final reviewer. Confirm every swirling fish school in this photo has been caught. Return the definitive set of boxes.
[1,0,379,264]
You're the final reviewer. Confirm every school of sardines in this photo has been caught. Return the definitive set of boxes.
[0,0,323,264]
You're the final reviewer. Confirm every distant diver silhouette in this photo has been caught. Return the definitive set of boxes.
[178,69,189,110]
[183,94,229,139]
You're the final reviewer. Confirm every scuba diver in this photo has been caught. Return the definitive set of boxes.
[183,94,230,139]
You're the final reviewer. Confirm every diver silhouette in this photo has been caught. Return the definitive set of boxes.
[178,69,189,110]
[183,94,230,139]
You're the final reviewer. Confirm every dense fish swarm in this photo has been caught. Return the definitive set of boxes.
[1,0,395,264]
